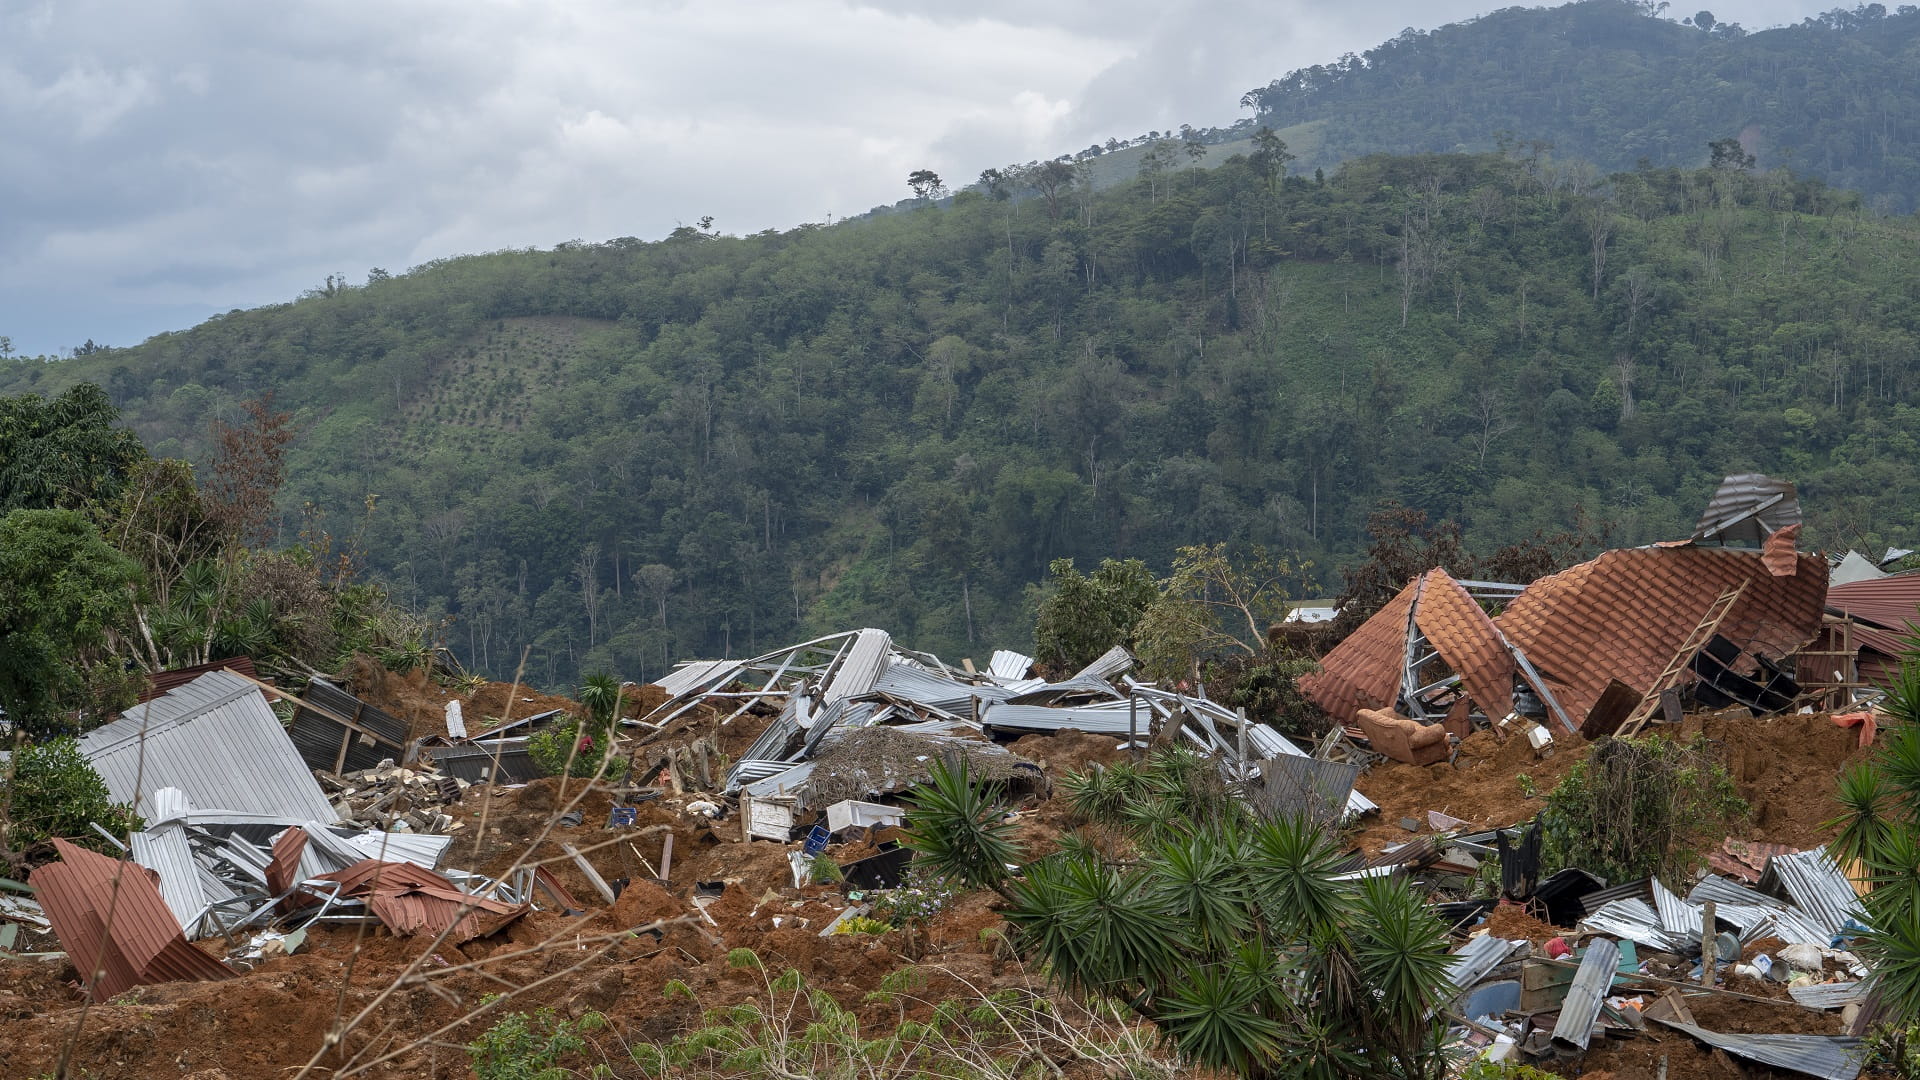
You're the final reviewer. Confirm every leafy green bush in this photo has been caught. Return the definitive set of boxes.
[528,718,627,781]
[0,737,142,859]
[1031,558,1156,674]
[467,1004,605,1080]
[1539,734,1746,885]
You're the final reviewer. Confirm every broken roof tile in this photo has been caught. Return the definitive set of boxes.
[1412,570,1514,721]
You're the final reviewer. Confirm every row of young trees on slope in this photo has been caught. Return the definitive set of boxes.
[6,143,1920,690]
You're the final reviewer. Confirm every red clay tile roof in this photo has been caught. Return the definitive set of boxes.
[1299,578,1418,723]
[1300,570,1514,724]
[1413,570,1515,721]
[30,839,232,1002]
[1493,545,1827,723]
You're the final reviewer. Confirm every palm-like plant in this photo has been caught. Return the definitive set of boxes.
[936,751,1455,1080]
[900,757,1022,899]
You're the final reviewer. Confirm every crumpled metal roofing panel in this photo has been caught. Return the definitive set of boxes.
[1790,981,1868,1009]
[1412,569,1515,720]
[652,658,743,698]
[1582,897,1688,952]
[1692,473,1800,545]
[79,670,338,823]
[30,839,234,1001]
[822,629,892,702]
[1298,580,1419,724]
[870,662,1010,714]
[1494,545,1828,723]
[1552,937,1620,1052]
[1650,1019,1863,1080]
[129,787,206,936]
[980,702,1136,734]
[1443,933,1520,992]
[1653,878,1703,938]
[1072,645,1135,682]
[1760,847,1864,939]
[988,650,1034,681]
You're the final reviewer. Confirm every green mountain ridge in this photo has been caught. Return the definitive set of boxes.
[1238,0,1920,212]
[6,148,1918,690]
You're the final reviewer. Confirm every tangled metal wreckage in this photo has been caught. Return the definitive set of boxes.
[5,667,567,1001]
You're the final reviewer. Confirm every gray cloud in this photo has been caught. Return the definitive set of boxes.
[0,0,1834,356]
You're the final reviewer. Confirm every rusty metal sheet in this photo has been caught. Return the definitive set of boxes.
[1494,546,1827,724]
[312,858,527,943]
[1827,572,1920,635]
[30,839,233,1001]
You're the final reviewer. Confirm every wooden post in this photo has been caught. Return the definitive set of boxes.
[1701,901,1718,985]
[660,834,675,882]
[1128,696,1139,760]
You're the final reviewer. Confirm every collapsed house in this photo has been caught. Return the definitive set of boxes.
[639,628,1378,839]
[1301,475,1830,758]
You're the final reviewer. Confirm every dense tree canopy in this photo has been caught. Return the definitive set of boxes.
[7,142,1918,693]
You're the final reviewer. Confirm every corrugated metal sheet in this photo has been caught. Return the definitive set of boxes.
[127,788,205,936]
[822,628,891,702]
[79,670,337,822]
[652,658,742,698]
[427,738,540,784]
[1004,674,1125,706]
[1580,877,1654,917]
[1494,545,1828,724]
[1759,847,1864,939]
[1300,578,1419,723]
[988,650,1034,681]
[137,657,260,703]
[1249,755,1360,821]
[870,662,1009,714]
[1582,898,1687,952]
[30,839,233,1001]
[1653,879,1702,938]
[1413,569,1515,720]
[1649,1019,1863,1080]
[1688,874,1785,910]
[288,677,410,774]
[1552,937,1620,1051]
[1790,981,1868,1010]
[980,702,1136,734]
[1444,933,1520,991]
[1072,645,1135,682]
[1830,552,1888,587]
[1826,572,1920,634]
[1692,473,1801,546]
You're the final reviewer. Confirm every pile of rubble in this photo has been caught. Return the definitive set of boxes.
[316,759,466,833]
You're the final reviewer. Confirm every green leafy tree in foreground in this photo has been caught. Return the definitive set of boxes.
[0,508,143,735]
[1539,733,1747,886]
[904,753,1457,1080]
[0,737,142,861]
[1031,557,1156,674]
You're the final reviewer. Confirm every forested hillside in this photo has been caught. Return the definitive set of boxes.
[1240,0,1920,212]
[7,148,1920,690]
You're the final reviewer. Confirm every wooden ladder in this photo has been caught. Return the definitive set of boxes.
[1615,581,1747,737]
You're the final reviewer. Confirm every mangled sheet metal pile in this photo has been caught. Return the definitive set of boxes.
[10,668,542,999]
[1433,840,1872,1077]
[639,628,1375,841]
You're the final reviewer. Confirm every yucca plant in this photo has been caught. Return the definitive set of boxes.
[900,757,1022,900]
[919,749,1454,1080]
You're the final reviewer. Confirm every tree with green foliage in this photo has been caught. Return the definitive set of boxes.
[0,737,142,862]
[0,382,147,514]
[1032,557,1156,674]
[0,509,143,735]
[1539,734,1747,885]
[906,751,1457,1079]
[1134,543,1310,684]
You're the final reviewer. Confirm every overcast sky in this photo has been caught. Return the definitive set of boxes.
[0,0,1835,357]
